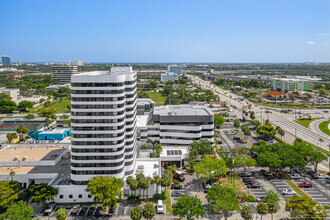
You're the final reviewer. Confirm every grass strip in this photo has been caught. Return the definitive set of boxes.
[296,118,322,128]
[284,179,309,199]
[164,188,172,213]
[319,120,330,136]
[145,92,166,106]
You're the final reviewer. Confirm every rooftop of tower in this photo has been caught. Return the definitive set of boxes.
[77,66,135,76]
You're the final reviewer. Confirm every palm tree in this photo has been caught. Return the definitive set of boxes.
[9,171,15,181]
[153,176,162,194]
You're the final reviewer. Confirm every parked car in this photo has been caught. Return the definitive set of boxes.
[173,174,185,182]
[243,178,254,185]
[262,136,273,141]
[312,173,329,179]
[299,182,312,188]
[171,184,183,190]
[282,189,296,195]
[44,202,56,216]
[71,205,80,215]
[239,172,253,177]
[247,182,260,188]
[171,191,185,197]
[325,180,330,185]
[265,110,272,113]
[256,197,266,203]
[289,174,302,180]
[157,200,164,214]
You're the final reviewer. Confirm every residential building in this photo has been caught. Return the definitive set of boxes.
[2,56,11,65]
[167,65,182,75]
[161,72,179,83]
[6,72,27,79]
[70,67,137,184]
[138,104,214,147]
[72,60,84,66]
[271,78,313,92]
[51,65,78,84]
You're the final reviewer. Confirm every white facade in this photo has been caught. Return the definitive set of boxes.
[0,88,19,100]
[71,67,137,184]
[72,60,84,66]
[161,72,179,83]
[167,65,182,75]
[139,105,214,147]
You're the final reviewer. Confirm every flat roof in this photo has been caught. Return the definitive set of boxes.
[273,78,311,82]
[136,115,149,127]
[133,159,161,178]
[155,105,213,116]
[0,145,68,162]
[39,129,69,135]
[160,146,189,158]
[77,67,135,76]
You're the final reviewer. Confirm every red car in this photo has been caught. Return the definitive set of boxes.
[299,182,312,188]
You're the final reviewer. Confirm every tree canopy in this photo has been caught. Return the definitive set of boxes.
[0,201,33,220]
[29,183,58,205]
[172,195,205,220]
[86,176,124,208]
[0,181,22,208]
[189,138,214,157]
[195,158,228,183]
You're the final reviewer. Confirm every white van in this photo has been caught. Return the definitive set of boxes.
[157,200,164,214]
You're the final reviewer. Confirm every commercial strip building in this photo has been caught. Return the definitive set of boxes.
[271,78,313,92]
[51,65,78,84]
[71,67,138,184]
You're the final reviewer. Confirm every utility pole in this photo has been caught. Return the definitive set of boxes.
[295,128,297,139]
[260,111,263,125]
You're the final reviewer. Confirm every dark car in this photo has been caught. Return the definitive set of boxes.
[79,206,88,216]
[299,182,312,188]
[87,207,96,216]
[265,110,272,113]
[173,174,185,182]
[171,191,185,197]
[171,184,183,190]
[108,206,115,214]
[243,178,254,185]
[262,136,273,141]
[239,172,253,177]
[247,181,260,188]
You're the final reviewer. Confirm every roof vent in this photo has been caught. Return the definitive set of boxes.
[22,156,28,161]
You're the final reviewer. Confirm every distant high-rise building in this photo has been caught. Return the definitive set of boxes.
[72,60,84,66]
[51,65,78,84]
[2,56,11,65]
[167,65,182,75]
[17,60,22,65]
[70,67,137,184]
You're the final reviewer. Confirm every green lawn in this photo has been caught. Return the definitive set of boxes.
[164,188,172,213]
[146,92,166,106]
[319,120,330,136]
[29,98,71,114]
[296,118,322,128]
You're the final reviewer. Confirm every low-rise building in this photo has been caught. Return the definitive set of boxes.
[161,72,179,83]
[37,129,71,140]
[0,87,20,100]
[271,78,313,92]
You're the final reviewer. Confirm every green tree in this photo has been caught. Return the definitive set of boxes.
[256,202,268,220]
[267,200,279,220]
[233,119,240,130]
[206,185,240,219]
[241,206,253,220]
[56,208,67,220]
[264,190,280,204]
[130,206,142,220]
[277,128,285,141]
[153,176,162,194]
[256,124,277,137]
[38,108,56,118]
[85,176,124,208]
[0,99,17,113]
[161,173,172,190]
[18,101,34,112]
[29,183,58,205]
[214,114,225,129]
[0,181,22,208]
[0,201,33,220]
[6,133,18,143]
[250,111,256,120]
[142,203,156,220]
[286,194,328,219]
[189,138,214,158]
[250,120,261,129]
[172,195,205,220]
[195,158,227,183]
[24,114,35,119]
[309,149,327,172]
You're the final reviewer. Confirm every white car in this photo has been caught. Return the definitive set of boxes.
[282,189,296,195]
[313,174,329,179]
[289,174,302,180]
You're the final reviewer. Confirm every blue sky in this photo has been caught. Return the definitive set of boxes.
[0,0,329,63]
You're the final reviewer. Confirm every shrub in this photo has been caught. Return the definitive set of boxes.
[247,195,256,202]
[128,194,140,200]
[153,191,166,200]
[172,179,180,184]
[236,190,248,202]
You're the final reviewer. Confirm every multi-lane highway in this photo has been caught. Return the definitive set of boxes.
[190,75,330,152]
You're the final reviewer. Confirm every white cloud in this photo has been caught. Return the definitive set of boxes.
[317,33,330,36]
[307,41,316,45]
[322,42,328,46]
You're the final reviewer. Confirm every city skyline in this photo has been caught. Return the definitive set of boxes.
[0,0,330,63]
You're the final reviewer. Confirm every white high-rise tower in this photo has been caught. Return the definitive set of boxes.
[70,67,137,184]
